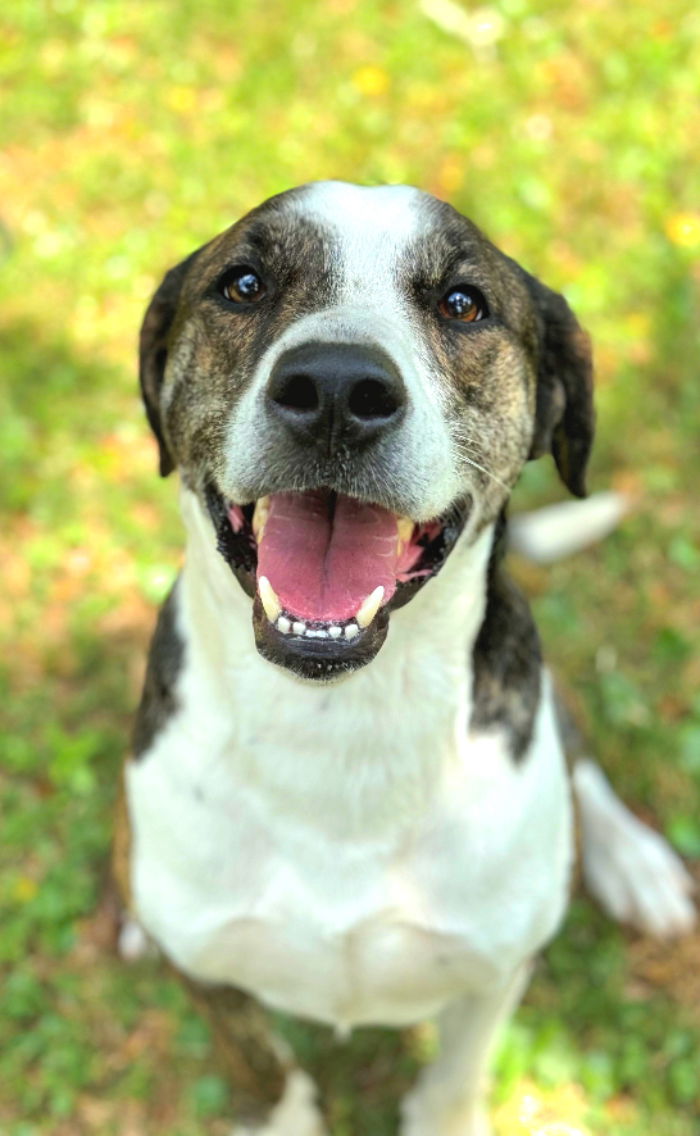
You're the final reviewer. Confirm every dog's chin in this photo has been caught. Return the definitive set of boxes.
[252,594,390,680]
[205,481,471,682]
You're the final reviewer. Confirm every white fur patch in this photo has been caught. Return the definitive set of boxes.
[300,181,425,296]
[126,493,573,1031]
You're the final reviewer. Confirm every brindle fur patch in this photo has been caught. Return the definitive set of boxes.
[398,200,547,527]
[132,581,184,759]
[140,184,593,518]
[144,197,342,494]
[470,515,542,761]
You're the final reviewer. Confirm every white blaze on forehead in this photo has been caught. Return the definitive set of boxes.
[224,180,466,520]
[294,181,427,298]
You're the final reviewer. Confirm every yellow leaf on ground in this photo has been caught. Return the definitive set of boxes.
[14,877,39,903]
[352,65,390,96]
[665,212,700,249]
[165,85,198,114]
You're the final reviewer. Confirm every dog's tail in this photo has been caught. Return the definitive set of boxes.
[509,491,630,563]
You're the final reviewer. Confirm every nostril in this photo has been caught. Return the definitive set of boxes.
[348,379,401,421]
[272,373,319,414]
[267,343,406,443]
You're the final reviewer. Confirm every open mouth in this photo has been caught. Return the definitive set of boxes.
[206,483,470,678]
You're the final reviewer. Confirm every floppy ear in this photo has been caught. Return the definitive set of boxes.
[139,250,200,477]
[524,271,595,498]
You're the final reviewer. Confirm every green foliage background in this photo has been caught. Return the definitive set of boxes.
[1,1,699,1133]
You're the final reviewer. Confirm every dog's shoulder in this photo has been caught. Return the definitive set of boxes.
[470,520,542,763]
[132,578,185,760]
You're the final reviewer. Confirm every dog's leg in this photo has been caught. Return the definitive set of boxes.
[573,758,696,938]
[554,692,696,937]
[401,964,530,1136]
[181,978,328,1136]
[229,1069,326,1136]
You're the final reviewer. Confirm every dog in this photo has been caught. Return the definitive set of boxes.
[116,182,695,1135]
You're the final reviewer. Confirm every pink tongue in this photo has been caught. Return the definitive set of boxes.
[257,491,400,622]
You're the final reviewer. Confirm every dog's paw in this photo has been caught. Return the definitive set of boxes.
[574,760,696,938]
[402,1090,491,1136]
[403,1117,490,1136]
[230,1071,327,1136]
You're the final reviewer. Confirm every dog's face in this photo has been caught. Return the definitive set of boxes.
[140,182,593,679]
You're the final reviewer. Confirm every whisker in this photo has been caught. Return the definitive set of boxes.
[455,440,512,493]
[462,455,511,492]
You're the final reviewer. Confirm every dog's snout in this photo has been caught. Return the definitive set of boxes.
[266,342,406,449]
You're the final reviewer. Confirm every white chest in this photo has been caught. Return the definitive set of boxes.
[126,632,572,1028]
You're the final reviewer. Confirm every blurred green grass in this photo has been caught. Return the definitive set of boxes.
[1,1,699,1133]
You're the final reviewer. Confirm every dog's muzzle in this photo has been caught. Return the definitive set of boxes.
[206,342,470,680]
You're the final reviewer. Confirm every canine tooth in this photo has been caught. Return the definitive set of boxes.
[252,496,270,538]
[328,626,342,639]
[292,621,306,635]
[258,576,281,623]
[355,585,384,629]
[396,516,414,544]
[277,616,291,634]
[344,622,359,640]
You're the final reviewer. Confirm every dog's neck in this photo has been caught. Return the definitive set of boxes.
[177,487,497,838]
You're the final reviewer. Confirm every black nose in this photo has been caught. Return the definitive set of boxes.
[266,341,406,451]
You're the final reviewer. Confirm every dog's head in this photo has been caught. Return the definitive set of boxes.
[140,182,593,679]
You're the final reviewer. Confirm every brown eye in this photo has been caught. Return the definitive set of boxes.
[438,285,488,322]
[221,267,266,303]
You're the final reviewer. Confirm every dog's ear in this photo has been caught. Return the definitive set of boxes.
[524,271,595,498]
[139,250,200,477]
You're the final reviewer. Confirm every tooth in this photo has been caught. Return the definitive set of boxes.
[258,576,281,623]
[397,516,414,544]
[305,629,328,639]
[292,621,306,635]
[396,516,414,555]
[277,616,291,634]
[355,585,384,629]
[252,495,270,539]
[328,626,342,639]
[344,622,359,640]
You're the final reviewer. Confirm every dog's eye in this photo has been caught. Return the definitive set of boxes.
[220,267,266,304]
[438,286,488,323]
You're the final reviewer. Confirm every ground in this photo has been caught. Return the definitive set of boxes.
[1,1,699,1133]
